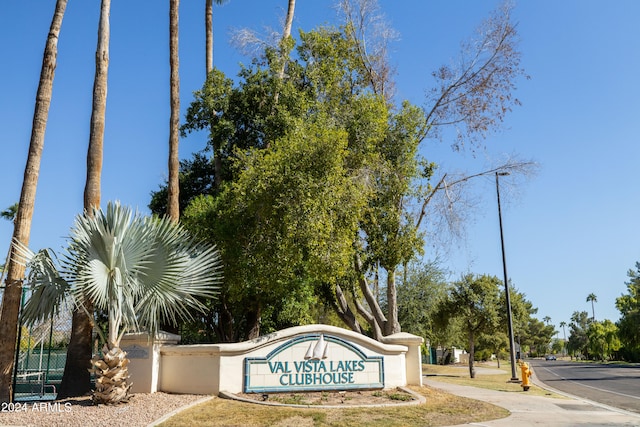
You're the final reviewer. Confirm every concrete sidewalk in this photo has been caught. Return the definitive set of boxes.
[424,375,640,426]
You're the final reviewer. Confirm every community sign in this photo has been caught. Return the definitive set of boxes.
[243,333,384,393]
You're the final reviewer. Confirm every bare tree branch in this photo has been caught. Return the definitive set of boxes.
[423,0,527,151]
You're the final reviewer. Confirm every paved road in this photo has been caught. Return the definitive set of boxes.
[529,359,640,414]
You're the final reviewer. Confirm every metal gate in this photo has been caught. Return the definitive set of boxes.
[3,286,72,402]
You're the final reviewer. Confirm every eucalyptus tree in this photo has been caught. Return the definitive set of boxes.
[0,0,68,403]
[59,0,112,399]
[17,202,222,404]
[329,0,527,338]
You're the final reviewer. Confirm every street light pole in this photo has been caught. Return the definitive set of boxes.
[496,171,519,381]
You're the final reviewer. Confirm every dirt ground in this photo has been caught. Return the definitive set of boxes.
[233,388,418,406]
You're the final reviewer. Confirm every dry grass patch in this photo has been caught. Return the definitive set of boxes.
[157,386,508,427]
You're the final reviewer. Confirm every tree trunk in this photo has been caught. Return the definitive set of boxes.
[167,0,180,222]
[90,346,131,404]
[60,0,111,399]
[0,0,67,403]
[354,254,386,335]
[267,0,296,137]
[333,283,363,334]
[282,0,295,43]
[56,307,94,398]
[213,294,235,342]
[468,331,476,378]
[384,267,400,335]
[205,0,213,74]
[245,305,261,340]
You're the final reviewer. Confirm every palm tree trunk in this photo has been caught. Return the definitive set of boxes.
[205,0,213,74]
[59,0,111,399]
[267,0,296,144]
[167,0,180,222]
[90,346,131,404]
[0,0,68,403]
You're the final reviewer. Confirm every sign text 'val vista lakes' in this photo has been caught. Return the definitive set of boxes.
[244,333,384,392]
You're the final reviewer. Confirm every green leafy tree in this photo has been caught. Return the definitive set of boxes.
[396,262,449,340]
[550,338,563,355]
[616,263,640,361]
[155,0,527,342]
[497,284,537,361]
[567,310,591,359]
[438,274,502,378]
[525,316,555,356]
[149,153,216,216]
[586,319,620,361]
[16,202,222,404]
[183,115,366,340]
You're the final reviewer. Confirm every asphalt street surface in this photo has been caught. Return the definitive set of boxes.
[529,359,640,414]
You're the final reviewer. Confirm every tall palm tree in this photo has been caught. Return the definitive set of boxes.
[559,321,567,356]
[17,202,222,404]
[273,0,296,112]
[205,0,228,75]
[0,0,68,403]
[205,0,228,190]
[59,0,112,399]
[587,293,597,321]
[167,0,181,222]
[543,316,551,325]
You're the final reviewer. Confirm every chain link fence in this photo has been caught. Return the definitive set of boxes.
[1,286,73,401]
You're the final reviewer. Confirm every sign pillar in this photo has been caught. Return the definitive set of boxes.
[121,331,180,393]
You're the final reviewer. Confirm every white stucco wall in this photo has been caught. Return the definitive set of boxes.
[126,325,423,395]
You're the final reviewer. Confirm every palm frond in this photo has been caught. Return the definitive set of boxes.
[14,201,223,345]
[133,216,222,335]
[11,240,70,326]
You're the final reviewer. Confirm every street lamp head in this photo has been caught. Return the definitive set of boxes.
[497,171,510,176]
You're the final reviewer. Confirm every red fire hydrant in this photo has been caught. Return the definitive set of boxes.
[519,360,532,391]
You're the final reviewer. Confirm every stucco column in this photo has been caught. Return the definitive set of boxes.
[120,331,180,393]
[382,332,424,386]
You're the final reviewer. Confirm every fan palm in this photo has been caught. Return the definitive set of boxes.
[15,201,222,404]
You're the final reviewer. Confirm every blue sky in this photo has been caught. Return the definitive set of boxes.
[1,0,639,335]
